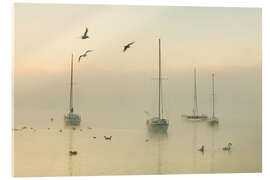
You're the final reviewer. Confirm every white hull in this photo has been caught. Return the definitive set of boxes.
[147,117,169,132]
[208,116,219,124]
[181,114,208,120]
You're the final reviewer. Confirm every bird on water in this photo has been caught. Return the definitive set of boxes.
[198,145,205,153]
[104,136,112,140]
[223,143,232,151]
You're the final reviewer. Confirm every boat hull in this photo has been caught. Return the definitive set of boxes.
[208,116,219,124]
[146,118,169,133]
[187,115,208,120]
[64,113,81,126]
[182,114,208,120]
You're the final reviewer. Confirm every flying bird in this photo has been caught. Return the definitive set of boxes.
[81,27,89,39]
[123,41,135,52]
[78,50,93,62]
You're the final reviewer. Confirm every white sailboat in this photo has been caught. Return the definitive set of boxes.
[209,73,218,124]
[146,39,169,132]
[182,68,208,120]
[64,54,81,126]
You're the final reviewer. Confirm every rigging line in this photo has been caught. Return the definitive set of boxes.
[160,82,163,119]
[158,38,161,119]
[70,54,74,113]
[193,68,198,116]
[212,73,215,118]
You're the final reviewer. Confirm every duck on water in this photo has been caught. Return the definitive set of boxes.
[223,143,232,151]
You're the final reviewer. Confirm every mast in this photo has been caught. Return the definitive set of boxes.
[212,73,215,117]
[69,54,74,113]
[193,68,198,116]
[158,39,161,119]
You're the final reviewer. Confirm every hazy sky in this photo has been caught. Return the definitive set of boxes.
[14,4,261,72]
[14,4,261,128]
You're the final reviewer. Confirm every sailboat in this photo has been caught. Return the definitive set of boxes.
[182,68,208,120]
[64,54,81,126]
[146,39,169,132]
[209,73,219,124]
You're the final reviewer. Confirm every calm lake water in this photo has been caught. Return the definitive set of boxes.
[13,105,261,177]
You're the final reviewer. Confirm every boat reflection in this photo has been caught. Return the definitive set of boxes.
[147,128,168,141]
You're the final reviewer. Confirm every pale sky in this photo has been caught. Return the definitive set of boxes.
[14,4,261,74]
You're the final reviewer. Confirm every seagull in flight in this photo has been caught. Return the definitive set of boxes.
[123,41,135,52]
[81,27,89,39]
[78,50,93,62]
